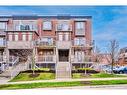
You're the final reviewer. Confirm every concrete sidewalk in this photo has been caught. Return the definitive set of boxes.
[1,77,127,85]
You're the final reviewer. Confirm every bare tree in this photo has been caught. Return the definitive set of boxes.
[107,39,119,74]
[94,46,101,63]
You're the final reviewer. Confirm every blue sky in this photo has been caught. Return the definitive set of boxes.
[0,6,127,52]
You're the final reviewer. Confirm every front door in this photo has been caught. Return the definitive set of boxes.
[59,49,69,62]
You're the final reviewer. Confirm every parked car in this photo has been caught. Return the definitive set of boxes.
[113,66,127,74]
[102,65,120,73]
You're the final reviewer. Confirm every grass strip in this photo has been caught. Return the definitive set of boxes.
[0,79,127,90]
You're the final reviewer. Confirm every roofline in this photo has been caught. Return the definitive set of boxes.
[0,15,92,20]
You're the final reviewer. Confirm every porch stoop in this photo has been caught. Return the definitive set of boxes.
[56,62,71,79]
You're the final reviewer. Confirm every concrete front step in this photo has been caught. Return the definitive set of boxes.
[56,62,71,79]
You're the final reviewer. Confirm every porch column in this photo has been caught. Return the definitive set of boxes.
[5,48,9,67]
[53,48,56,63]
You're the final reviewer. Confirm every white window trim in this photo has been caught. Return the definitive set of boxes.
[8,34,13,41]
[14,34,18,41]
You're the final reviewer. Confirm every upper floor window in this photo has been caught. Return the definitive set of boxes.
[8,34,13,41]
[43,21,52,30]
[75,22,85,36]
[0,22,6,30]
[56,21,72,31]
[75,22,84,30]
[20,25,31,30]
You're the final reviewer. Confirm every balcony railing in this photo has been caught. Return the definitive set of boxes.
[7,24,37,31]
[56,24,72,31]
[35,40,55,47]
[35,55,56,63]
[72,40,93,47]
[71,56,92,63]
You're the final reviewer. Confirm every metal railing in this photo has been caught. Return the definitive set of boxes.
[56,24,72,31]
[10,58,30,79]
[9,56,19,67]
[71,56,92,63]
[72,40,93,47]
[35,55,56,63]
[35,40,55,46]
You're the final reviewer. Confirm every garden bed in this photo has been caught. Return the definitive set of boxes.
[10,72,55,82]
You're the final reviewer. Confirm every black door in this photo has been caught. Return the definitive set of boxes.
[59,49,69,62]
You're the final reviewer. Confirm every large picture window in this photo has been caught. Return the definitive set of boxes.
[43,21,52,30]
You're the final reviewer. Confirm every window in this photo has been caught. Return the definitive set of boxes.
[58,34,63,41]
[0,22,6,30]
[43,21,52,30]
[75,22,85,36]
[8,34,13,41]
[75,22,84,30]
[64,33,69,41]
[57,23,69,31]
[20,25,31,30]
[15,35,18,41]
[28,34,33,41]
[22,33,26,41]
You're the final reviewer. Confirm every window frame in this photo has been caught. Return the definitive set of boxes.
[42,20,52,31]
[75,21,85,36]
[0,22,7,30]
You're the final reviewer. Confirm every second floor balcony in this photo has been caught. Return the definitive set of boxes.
[72,40,93,48]
[7,24,37,32]
[35,38,56,48]
[7,41,34,49]
[35,55,56,63]
[71,55,92,63]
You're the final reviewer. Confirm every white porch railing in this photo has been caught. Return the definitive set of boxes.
[71,56,92,63]
[10,58,30,79]
[9,56,19,67]
[35,55,56,63]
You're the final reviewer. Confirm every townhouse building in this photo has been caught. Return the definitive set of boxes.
[0,15,93,78]
[118,47,127,65]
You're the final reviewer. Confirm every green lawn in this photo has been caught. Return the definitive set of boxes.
[1,80,127,89]
[72,73,127,79]
[10,73,55,82]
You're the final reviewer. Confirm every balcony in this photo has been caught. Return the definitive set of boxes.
[35,55,56,63]
[35,38,56,49]
[71,55,92,64]
[57,41,71,49]
[56,24,72,31]
[7,41,34,49]
[72,40,93,48]
[7,24,37,31]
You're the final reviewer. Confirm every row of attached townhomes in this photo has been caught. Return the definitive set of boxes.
[0,15,93,79]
